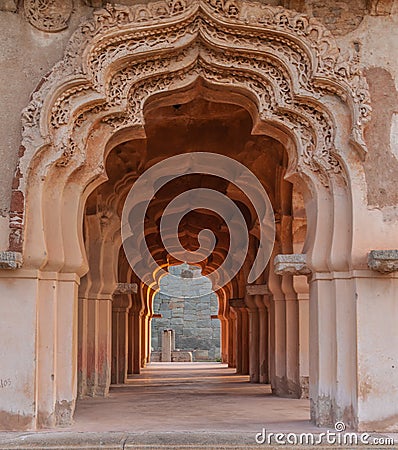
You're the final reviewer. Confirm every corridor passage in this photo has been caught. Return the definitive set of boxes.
[71,362,314,434]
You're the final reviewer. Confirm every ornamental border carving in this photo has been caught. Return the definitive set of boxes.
[24,0,73,32]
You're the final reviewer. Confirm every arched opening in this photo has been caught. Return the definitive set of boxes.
[73,93,312,431]
[150,263,221,363]
[1,1,375,431]
[75,93,308,422]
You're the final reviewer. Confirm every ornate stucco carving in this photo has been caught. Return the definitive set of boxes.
[369,0,394,15]
[14,0,371,255]
[24,0,73,32]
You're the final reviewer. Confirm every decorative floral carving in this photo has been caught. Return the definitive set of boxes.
[31,1,371,174]
[22,93,42,132]
[55,136,79,167]
[24,1,372,159]
[24,0,73,32]
[50,85,93,128]
[368,0,394,16]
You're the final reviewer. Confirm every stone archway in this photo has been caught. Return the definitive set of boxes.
[0,0,375,431]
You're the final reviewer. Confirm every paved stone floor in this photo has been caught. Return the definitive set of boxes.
[1,363,397,448]
[71,362,312,434]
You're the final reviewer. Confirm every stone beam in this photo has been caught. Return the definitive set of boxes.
[246,284,269,295]
[0,251,23,269]
[113,282,138,295]
[274,254,311,276]
[368,250,398,273]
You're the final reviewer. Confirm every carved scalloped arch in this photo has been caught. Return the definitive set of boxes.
[11,0,371,255]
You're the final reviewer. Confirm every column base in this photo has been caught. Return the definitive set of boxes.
[0,410,33,431]
[310,397,357,429]
[54,399,75,427]
[86,385,109,397]
[300,376,309,399]
[272,376,301,398]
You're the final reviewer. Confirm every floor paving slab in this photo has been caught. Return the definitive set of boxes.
[0,364,397,449]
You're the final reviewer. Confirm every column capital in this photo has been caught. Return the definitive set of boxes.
[112,294,132,310]
[274,253,311,276]
[229,298,246,309]
[246,284,269,295]
[368,250,398,274]
[113,282,138,295]
[0,251,23,270]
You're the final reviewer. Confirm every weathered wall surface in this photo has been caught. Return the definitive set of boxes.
[151,265,221,361]
[0,2,92,249]
[335,2,398,210]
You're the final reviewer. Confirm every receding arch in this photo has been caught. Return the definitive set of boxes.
[14,0,370,263]
[6,0,374,431]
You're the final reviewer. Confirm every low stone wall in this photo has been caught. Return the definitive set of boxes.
[150,351,193,362]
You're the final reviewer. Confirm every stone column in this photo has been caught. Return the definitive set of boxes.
[111,297,129,384]
[128,292,143,375]
[355,252,398,431]
[141,313,150,367]
[161,329,173,362]
[77,213,118,398]
[36,275,80,427]
[84,296,112,397]
[127,307,134,374]
[0,269,80,430]
[111,283,136,384]
[241,307,250,375]
[78,293,88,398]
[254,292,270,384]
[229,298,247,374]
[227,309,236,368]
[217,290,230,364]
[268,264,287,396]
[235,308,243,373]
[294,275,310,398]
[220,316,229,363]
[78,292,113,398]
[309,275,337,426]
[285,292,300,397]
[55,276,79,426]
[274,254,311,398]
[247,285,270,384]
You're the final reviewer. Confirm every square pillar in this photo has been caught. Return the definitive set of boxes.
[0,271,79,430]
[355,269,398,431]
[79,296,112,397]
[0,272,38,430]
